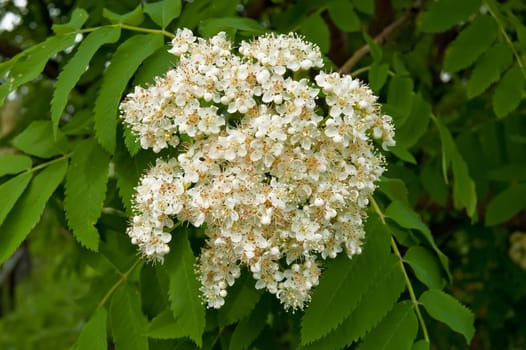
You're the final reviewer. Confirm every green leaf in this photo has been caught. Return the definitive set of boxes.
[94,34,163,154]
[485,183,526,226]
[368,63,389,93]
[353,0,374,14]
[0,172,32,227]
[133,45,176,87]
[300,13,330,54]
[0,154,32,177]
[392,54,409,75]
[303,256,405,350]
[103,5,144,25]
[199,17,265,39]
[488,163,526,182]
[0,33,77,104]
[420,162,448,206]
[114,143,153,215]
[70,308,107,350]
[165,230,206,347]
[146,310,191,339]
[467,43,513,98]
[389,145,417,164]
[419,0,480,33]
[378,177,409,205]
[404,246,444,289]
[395,94,431,149]
[363,32,382,62]
[301,213,391,345]
[51,27,121,137]
[0,159,67,264]
[229,297,268,350]
[62,109,94,136]
[492,65,525,118]
[443,15,497,73]
[357,301,418,350]
[110,284,149,350]
[123,125,142,156]
[434,118,477,217]
[144,0,182,29]
[385,200,450,280]
[328,1,360,32]
[385,76,414,125]
[12,121,70,158]
[218,272,261,326]
[52,8,89,34]
[420,289,475,343]
[451,149,477,217]
[65,139,110,251]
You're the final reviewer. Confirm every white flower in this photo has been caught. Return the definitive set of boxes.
[121,29,395,311]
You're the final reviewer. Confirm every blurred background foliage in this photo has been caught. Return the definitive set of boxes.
[0,0,525,349]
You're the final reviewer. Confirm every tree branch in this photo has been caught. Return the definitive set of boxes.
[339,11,411,75]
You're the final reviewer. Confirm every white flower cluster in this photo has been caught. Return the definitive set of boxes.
[509,231,526,270]
[121,28,395,311]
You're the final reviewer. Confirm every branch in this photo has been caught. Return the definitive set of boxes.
[339,11,411,75]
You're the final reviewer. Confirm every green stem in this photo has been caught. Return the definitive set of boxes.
[78,23,174,38]
[118,23,175,38]
[350,66,370,77]
[370,196,430,343]
[97,258,142,309]
[27,153,72,174]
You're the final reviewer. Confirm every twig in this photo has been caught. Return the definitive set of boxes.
[96,258,142,309]
[339,12,410,74]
